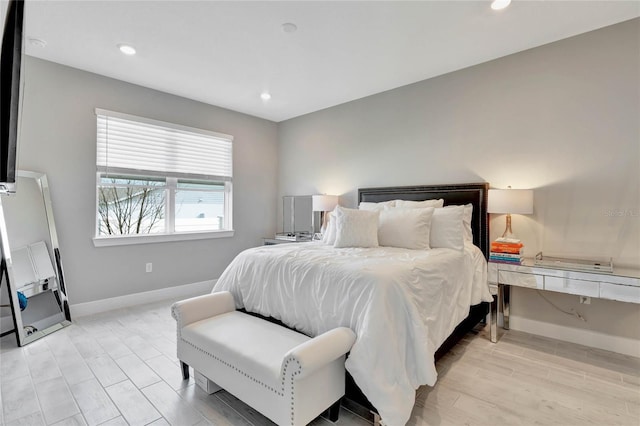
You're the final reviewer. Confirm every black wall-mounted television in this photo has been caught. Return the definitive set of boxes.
[0,0,25,194]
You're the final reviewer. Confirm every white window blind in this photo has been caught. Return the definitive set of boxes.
[96,109,233,181]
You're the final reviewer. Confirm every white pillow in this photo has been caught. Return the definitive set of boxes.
[334,207,379,248]
[395,199,444,209]
[462,204,473,242]
[442,203,473,242]
[430,205,464,250]
[359,200,396,211]
[378,207,434,250]
[323,211,337,245]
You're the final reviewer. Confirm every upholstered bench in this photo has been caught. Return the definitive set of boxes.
[171,291,356,426]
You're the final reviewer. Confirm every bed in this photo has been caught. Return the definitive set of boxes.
[212,183,492,426]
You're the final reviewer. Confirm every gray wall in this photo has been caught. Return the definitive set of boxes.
[278,20,640,340]
[17,57,278,305]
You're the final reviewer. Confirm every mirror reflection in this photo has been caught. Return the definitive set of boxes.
[0,171,70,346]
[283,195,315,238]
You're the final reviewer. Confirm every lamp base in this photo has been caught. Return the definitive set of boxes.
[319,211,328,234]
[500,214,518,240]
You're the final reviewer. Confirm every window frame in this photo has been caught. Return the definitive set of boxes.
[171,176,233,234]
[93,110,234,247]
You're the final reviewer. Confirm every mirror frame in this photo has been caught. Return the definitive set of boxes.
[0,170,70,346]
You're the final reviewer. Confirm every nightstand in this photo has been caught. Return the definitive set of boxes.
[488,258,640,341]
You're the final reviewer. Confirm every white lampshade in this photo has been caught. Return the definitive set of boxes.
[488,189,533,214]
[312,194,338,212]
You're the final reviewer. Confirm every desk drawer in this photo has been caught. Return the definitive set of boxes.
[600,283,640,304]
[499,271,544,289]
[488,263,498,284]
[545,276,599,297]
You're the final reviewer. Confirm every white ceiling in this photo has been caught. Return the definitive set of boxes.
[17,1,640,122]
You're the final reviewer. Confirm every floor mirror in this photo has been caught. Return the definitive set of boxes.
[0,170,71,346]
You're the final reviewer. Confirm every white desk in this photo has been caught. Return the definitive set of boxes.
[263,237,313,246]
[487,259,640,342]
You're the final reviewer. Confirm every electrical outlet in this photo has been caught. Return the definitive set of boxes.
[579,296,591,305]
[146,263,152,273]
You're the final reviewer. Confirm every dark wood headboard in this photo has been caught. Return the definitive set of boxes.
[358,183,490,259]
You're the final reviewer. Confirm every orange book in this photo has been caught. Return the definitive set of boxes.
[491,243,524,254]
[491,247,524,254]
[491,241,523,247]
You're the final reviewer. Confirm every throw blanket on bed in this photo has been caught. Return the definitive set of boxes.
[213,241,491,426]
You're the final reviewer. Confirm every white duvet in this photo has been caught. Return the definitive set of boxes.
[212,241,492,426]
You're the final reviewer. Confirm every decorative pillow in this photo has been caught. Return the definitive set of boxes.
[323,211,337,245]
[334,207,379,248]
[395,198,444,209]
[378,207,434,250]
[430,205,464,250]
[359,200,396,211]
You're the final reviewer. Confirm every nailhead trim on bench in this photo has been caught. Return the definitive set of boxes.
[182,338,288,396]
[181,338,303,425]
[173,302,326,426]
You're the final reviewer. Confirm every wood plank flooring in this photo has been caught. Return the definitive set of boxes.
[1,298,638,426]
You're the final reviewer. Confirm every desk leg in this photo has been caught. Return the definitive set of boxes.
[490,292,497,343]
[500,284,511,330]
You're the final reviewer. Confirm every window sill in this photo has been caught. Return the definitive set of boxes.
[92,230,234,247]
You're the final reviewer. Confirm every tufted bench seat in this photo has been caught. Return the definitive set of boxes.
[171,291,356,426]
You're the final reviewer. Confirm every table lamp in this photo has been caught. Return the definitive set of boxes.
[312,194,339,236]
[488,187,533,239]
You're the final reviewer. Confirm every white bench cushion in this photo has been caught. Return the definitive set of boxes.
[181,311,309,390]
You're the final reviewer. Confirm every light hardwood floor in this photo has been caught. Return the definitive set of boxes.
[1,298,638,426]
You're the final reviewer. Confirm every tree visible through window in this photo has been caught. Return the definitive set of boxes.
[97,177,166,235]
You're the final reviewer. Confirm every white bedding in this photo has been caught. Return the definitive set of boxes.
[212,241,492,426]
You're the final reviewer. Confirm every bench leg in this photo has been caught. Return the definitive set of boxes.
[181,361,189,380]
[328,399,341,422]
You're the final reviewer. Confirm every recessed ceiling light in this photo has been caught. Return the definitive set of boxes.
[260,92,272,101]
[117,43,136,55]
[282,23,297,33]
[491,0,511,10]
[28,37,46,48]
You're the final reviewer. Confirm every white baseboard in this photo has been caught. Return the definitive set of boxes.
[509,315,640,358]
[70,280,215,318]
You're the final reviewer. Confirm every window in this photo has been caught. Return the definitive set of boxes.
[95,109,233,245]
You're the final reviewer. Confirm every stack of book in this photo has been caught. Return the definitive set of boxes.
[490,238,524,264]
